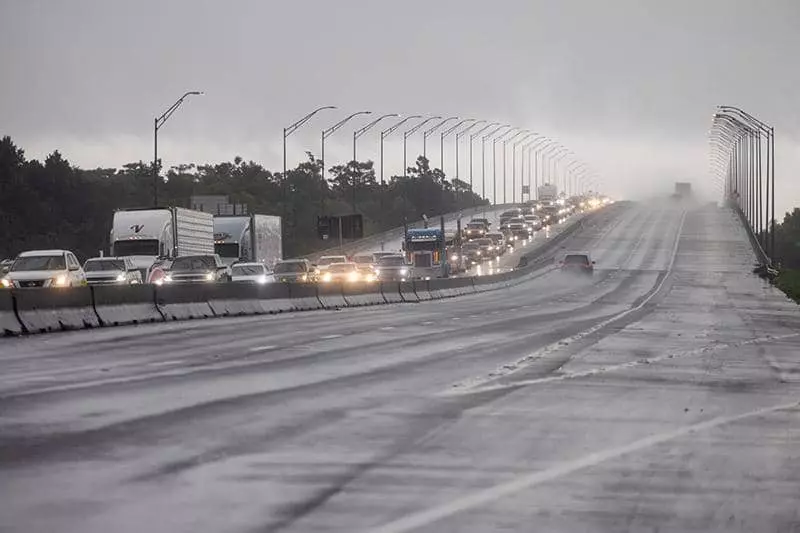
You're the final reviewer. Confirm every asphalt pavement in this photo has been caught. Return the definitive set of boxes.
[2,200,800,533]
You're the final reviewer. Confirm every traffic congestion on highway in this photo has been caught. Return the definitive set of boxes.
[0,188,611,290]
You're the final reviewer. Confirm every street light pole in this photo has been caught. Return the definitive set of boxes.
[381,115,423,227]
[423,117,458,162]
[483,125,510,207]
[520,136,543,203]
[351,113,398,213]
[528,137,553,199]
[512,132,536,204]
[321,110,372,217]
[454,120,486,203]
[153,90,203,207]
[493,127,519,206]
[468,122,500,206]
[502,130,527,204]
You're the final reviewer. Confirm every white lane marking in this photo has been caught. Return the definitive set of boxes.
[451,317,460,321]
[248,345,278,353]
[445,332,800,396]
[320,334,343,340]
[421,321,434,326]
[380,326,395,331]
[370,398,800,533]
[448,211,687,392]
[147,359,186,367]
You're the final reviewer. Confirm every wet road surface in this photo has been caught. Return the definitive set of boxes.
[2,201,800,532]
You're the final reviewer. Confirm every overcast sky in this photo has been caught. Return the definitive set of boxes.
[2,0,798,214]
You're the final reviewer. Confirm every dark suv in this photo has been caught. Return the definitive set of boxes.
[560,253,595,276]
[164,254,229,283]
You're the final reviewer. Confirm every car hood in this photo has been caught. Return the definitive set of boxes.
[86,269,125,278]
[5,270,68,281]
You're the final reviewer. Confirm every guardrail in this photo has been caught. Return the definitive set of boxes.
[0,208,604,337]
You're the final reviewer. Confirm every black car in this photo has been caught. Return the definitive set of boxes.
[163,254,229,283]
[560,253,595,276]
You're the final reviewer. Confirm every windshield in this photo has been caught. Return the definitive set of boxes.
[475,239,493,246]
[353,256,373,264]
[113,239,158,257]
[214,243,240,258]
[462,244,479,251]
[274,261,306,273]
[11,255,66,271]
[564,255,590,265]
[466,223,484,229]
[329,263,355,273]
[378,256,406,267]
[84,259,125,272]
[232,265,264,276]
[171,256,216,270]
[318,256,346,266]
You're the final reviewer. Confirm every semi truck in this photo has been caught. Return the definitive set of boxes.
[537,183,558,203]
[213,214,283,267]
[110,207,214,280]
[673,182,692,199]
[404,228,448,279]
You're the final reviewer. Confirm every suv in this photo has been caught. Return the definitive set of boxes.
[163,254,228,283]
[316,255,348,272]
[560,252,595,276]
[83,257,143,285]
[374,254,412,281]
[463,222,487,240]
[273,259,314,283]
[1,249,86,288]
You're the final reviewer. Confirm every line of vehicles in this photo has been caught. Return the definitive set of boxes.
[0,187,611,289]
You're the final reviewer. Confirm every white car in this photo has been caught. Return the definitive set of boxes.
[230,262,271,284]
[316,255,348,271]
[1,249,87,289]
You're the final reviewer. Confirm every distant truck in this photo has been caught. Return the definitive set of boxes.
[674,182,692,199]
[110,207,214,280]
[213,214,282,267]
[537,183,558,203]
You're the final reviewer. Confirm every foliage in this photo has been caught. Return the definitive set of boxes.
[774,269,800,303]
[0,137,489,260]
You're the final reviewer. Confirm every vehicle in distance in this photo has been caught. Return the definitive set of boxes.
[460,242,483,265]
[473,237,497,258]
[83,257,142,285]
[508,222,530,240]
[374,255,411,281]
[1,249,86,288]
[560,252,595,276]
[230,262,271,284]
[273,259,314,283]
[524,214,543,231]
[463,221,488,239]
[486,233,507,253]
[162,254,228,283]
[499,209,522,226]
[471,218,491,229]
[353,253,377,275]
[320,262,374,283]
[316,255,348,271]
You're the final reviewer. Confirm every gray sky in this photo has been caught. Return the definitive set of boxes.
[2,0,799,214]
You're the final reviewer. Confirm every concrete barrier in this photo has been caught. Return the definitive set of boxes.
[14,287,100,333]
[92,284,164,326]
[380,282,404,304]
[399,281,419,302]
[413,280,435,301]
[437,276,474,297]
[0,290,23,335]
[317,282,348,309]
[155,284,216,321]
[342,283,385,307]
[207,283,293,316]
[426,279,450,299]
[287,283,323,311]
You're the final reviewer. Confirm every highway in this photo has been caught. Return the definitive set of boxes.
[3,200,800,532]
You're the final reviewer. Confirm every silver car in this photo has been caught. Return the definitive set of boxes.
[83,257,143,285]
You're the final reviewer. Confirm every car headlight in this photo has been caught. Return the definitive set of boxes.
[257,275,268,284]
[116,273,126,282]
[450,254,458,261]
[374,269,381,276]
[163,274,173,283]
[300,274,308,282]
[53,274,69,287]
[477,251,481,256]
[365,273,376,282]
[205,272,215,281]
[0,278,11,289]
[322,272,332,282]
[348,272,360,282]
[400,268,408,276]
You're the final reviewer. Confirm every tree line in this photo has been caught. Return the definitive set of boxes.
[0,136,488,260]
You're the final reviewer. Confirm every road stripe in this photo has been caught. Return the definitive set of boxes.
[320,334,343,340]
[248,345,278,353]
[370,398,800,533]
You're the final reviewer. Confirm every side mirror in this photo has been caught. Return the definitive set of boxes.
[592,261,596,265]
[69,265,80,272]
